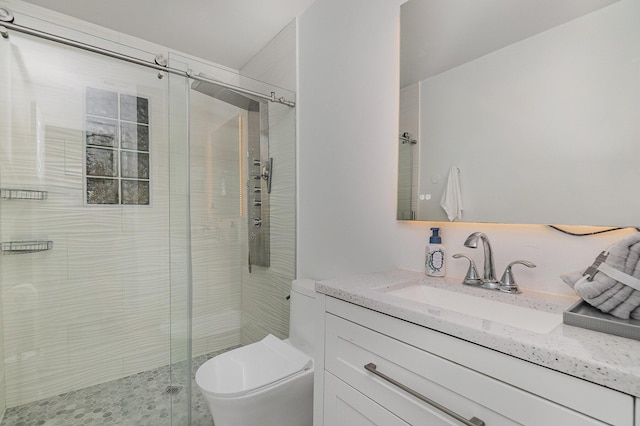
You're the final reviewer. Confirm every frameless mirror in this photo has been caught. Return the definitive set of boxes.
[398,0,640,227]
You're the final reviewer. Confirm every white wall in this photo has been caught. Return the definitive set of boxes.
[298,0,405,280]
[394,223,636,296]
[241,21,297,93]
[297,0,638,296]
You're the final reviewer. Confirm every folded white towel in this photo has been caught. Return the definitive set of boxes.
[440,166,463,221]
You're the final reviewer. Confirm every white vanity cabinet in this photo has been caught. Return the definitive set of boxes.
[318,297,635,426]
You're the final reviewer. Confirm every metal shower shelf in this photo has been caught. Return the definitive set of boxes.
[1,240,53,254]
[1,188,48,200]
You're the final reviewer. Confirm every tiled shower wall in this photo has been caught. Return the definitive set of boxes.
[0,33,175,407]
[189,91,244,357]
[239,21,297,345]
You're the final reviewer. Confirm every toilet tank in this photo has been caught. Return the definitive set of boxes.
[288,279,317,357]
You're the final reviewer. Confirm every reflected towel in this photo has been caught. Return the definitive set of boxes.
[440,166,463,221]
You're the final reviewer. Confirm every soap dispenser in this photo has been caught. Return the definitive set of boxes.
[425,227,446,277]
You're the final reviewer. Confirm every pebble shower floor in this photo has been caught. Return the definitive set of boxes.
[0,350,230,426]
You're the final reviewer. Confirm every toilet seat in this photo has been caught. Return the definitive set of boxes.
[195,334,313,399]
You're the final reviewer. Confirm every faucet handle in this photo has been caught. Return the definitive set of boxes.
[499,260,536,294]
[453,253,482,286]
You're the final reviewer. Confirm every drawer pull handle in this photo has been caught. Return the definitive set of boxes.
[364,363,485,426]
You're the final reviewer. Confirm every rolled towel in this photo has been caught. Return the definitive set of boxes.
[561,233,640,320]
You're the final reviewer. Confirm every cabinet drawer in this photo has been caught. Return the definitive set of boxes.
[324,372,410,426]
[325,313,608,426]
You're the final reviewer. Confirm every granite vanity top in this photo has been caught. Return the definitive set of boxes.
[316,269,640,398]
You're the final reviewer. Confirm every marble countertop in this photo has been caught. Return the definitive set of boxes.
[316,269,640,398]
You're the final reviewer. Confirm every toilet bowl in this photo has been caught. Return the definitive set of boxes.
[195,279,317,426]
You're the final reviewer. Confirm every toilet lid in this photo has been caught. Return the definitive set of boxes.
[196,334,313,398]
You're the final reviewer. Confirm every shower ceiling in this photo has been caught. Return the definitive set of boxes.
[19,0,316,70]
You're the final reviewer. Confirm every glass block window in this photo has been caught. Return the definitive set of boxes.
[85,88,150,205]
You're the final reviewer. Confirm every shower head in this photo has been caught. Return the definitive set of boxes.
[191,73,262,111]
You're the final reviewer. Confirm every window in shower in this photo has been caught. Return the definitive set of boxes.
[85,87,150,205]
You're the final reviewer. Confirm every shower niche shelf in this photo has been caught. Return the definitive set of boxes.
[1,188,48,200]
[1,240,53,254]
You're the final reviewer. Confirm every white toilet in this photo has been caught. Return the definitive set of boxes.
[195,279,316,426]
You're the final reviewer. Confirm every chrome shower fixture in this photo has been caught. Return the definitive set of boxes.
[0,7,12,38]
[399,132,417,145]
[0,8,14,23]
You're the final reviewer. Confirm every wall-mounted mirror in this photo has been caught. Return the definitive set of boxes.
[398,0,640,227]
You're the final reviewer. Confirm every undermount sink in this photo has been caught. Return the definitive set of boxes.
[385,284,563,334]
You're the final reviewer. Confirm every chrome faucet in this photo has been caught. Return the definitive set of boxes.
[463,232,497,284]
[456,232,536,294]
[499,260,536,294]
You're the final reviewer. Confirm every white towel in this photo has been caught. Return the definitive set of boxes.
[440,166,463,221]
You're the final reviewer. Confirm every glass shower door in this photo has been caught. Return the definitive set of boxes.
[168,51,297,424]
[0,19,190,425]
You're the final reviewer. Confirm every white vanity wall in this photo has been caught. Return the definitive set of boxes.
[297,0,637,295]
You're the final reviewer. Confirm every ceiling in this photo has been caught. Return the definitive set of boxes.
[20,0,316,70]
[401,0,618,87]
[17,0,619,84]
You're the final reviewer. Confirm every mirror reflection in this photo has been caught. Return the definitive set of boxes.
[398,0,640,226]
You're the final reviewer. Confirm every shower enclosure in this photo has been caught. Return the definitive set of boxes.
[0,8,296,425]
